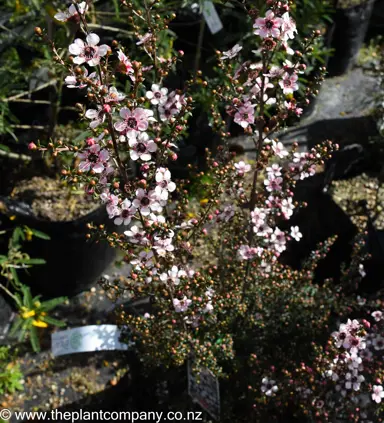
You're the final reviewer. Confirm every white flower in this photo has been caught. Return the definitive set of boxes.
[146,84,168,105]
[173,296,192,313]
[290,226,302,242]
[114,199,136,226]
[128,132,157,161]
[372,385,384,403]
[155,167,176,200]
[221,44,243,60]
[54,2,88,22]
[372,335,384,351]
[261,377,278,397]
[358,263,366,278]
[271,140,288,158]
[69,33,110,67]
[234,161,251,176]
[160,266,187,286]
[372,310,383,322]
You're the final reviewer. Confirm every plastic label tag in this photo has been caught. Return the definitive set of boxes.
[188,360,220,420]
[51,325,134,357]
[202,1,223,34]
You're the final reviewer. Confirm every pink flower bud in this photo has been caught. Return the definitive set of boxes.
[28,142,37,150]
[362,319,370,329]
[103,104,112,113]
[86,137,95,146]
[171,153,178,161]
[178,50,184,56]
[202,228,208,235]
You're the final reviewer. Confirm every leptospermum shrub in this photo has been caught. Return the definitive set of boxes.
[33,0,384,421]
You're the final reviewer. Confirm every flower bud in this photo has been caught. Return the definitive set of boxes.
[34,27,43,36]
[28,142,37,150]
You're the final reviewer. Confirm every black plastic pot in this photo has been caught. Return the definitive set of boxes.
[326,0,375,77]
[0,197,117,299]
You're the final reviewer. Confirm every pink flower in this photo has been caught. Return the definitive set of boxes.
[221,44,243,60]
[234,102,255,129]
[290,226,302,242]
[114,199,136,226]
[105,86,125,103]
[281,12,297,41]
[264,175,283,192]
[69,34,110,67]
[253,10,282,39]
[266,164,282,178]
[234,161,251,176]
[285,100,302,116]
[173,296,192,313]
[153,232,175,256]
[133,189,160,216]
[160,266,187,286]
[77,144,109,173]
[251,207,267,229]
[218,205,235,222]
[54,2,88,22]
[238,245,262,261]
[124,225,149,245]
[65,68,88,89]
[272,140,288,158]
[128,132,157,161]
[101,192,120,218]
[117,50,135,81]
[114,107,155,134]
[131,250,155,270]
[85,106,106,129]
[372,385,384,403]
[281,198,295,219]
[155,168,176,200]
[136,32,153,45]
[279,72,299,94]
[372,310,383,322]
[146,84,168,106]
[270,227,286,253]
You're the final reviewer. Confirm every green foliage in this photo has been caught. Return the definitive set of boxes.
[0,346,23,395]
[10,285,67,352]
[0,226,66,352]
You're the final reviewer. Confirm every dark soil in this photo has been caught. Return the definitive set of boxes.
[10,176,98,222]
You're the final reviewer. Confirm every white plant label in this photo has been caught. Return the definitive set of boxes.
[188,360,220,420]
[51,325,133,357]
[202,1,223,35]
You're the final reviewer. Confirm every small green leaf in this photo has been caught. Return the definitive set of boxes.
[41,315,66,327]
[23,258,46,265]
[28,228,50,240]
[29,325,40,353]
[41,296,67,311]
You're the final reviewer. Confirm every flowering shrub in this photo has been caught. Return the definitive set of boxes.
[33,0,383,420]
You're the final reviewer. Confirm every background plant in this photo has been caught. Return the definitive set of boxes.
[0,225,66,352]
